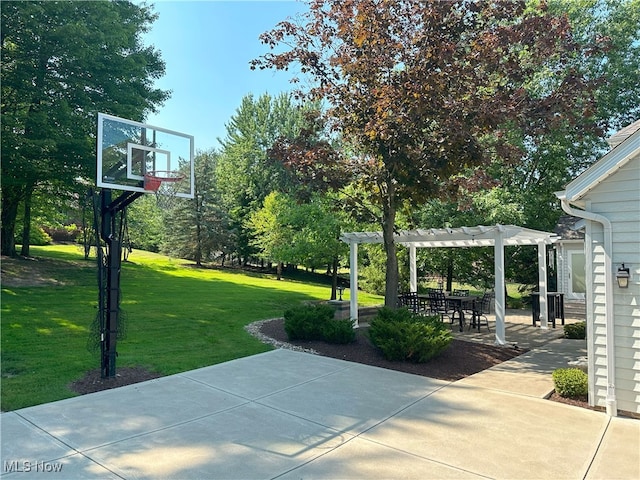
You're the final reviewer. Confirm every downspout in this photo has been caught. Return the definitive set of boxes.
[559,196,617,416]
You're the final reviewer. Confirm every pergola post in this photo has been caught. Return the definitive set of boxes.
[349,242,359,327]
[538,242,549,329]
[409,245,417,292]
[494,229,506,345]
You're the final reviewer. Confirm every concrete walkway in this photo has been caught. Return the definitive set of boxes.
[2,339,638,479]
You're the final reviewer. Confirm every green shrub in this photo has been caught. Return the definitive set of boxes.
[564,321,586,339]
[552,368,588,397]
[322,319,356,344]
[43,224,82,243]
[284,304,356,344]
[18,226,52,246]
[283,303,335,341]
[369,307,453,363]
[507,296,524,309]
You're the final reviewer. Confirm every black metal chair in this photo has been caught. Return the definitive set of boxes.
[427,290,453,323]
[469,292,493,331]
[398,291,424,314]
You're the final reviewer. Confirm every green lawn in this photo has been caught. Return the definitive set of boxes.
[1,245,382,411]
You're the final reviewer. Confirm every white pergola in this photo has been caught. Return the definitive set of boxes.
[340,224,559,345]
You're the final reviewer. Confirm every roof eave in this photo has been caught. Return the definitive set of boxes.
[561,126,640,203]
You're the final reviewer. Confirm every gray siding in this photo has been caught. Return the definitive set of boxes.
[583,153,640,414]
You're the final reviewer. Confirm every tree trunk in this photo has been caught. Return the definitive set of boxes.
[20,183,35,257]
[0,185,20,256]
[276,261,283,280]
[195,221,202,266]
[446,254,453,292]
[382,181,399,308]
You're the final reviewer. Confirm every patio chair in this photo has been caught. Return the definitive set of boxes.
[398,292,424,314]
[452,289,469,296]
[469,292,493,332]
[397,293,407,309]
[427,290,453,323]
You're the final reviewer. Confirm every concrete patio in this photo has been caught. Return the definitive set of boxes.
[2,336,638,479]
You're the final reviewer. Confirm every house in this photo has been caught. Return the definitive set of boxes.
[556,119,640,417]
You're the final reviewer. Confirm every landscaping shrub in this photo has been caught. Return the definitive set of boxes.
[552,368,588,397]
[369,307,453,363]
[43,224,82,243]
[284,303,334,340]
[16,225,52,246]
[284,304,356,344]
[564,321,586,339]
[322,318,356,344]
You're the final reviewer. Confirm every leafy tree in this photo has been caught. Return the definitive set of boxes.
[246,191,295,279]
[1,1,168,256]
[126,196,164,253]
[163,150,233,266]
[411,191,526,291]
[215,93,315,264]
[248,191,349,296]
[253,0,600,307]
[287,193,350,298]
[551,0,640,131]
[415,0,640,289]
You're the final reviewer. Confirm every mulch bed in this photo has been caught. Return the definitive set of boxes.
[259,318,524,381]
[69,367,162,395]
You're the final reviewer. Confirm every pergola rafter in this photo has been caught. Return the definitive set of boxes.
[340,224,559,345]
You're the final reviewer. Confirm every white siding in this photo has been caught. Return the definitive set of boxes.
[583,153,640,414]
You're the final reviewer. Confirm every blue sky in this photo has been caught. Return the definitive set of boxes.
[141,1,308,152]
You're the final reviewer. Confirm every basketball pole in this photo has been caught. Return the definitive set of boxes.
[99,188,143,378]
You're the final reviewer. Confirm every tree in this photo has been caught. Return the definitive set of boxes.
[1,1,169,256]
[552,0,640,131]
[252,0,599,307]
[215,93,317,265]
[247,191,349,296]
[126,196,164,253]
[163,150,233,266]
[416,0,640,289]
[411,190,526,291]
[246,191,295,279]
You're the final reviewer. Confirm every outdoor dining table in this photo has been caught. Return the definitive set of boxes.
[445,295,479,332]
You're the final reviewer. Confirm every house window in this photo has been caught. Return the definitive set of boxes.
[570,251,586,294]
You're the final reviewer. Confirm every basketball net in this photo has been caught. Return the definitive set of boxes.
[144,171,184,210]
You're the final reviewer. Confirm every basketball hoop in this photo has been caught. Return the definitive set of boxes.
[144,170,185,209]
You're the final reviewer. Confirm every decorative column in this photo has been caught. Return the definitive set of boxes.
[409,245,417,292]
[494,229,506,345]
[349,242,359,327]
[538,241,549,329]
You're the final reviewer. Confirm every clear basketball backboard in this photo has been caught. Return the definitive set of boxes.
[97,113,194,198]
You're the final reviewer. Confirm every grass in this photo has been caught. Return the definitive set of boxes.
[1,245,382,411]
[419,281,527,308]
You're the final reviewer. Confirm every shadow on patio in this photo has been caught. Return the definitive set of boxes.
[450,308,584,350]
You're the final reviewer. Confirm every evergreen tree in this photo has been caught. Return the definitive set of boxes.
[215,93,315,264]
[163,150,233,266]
